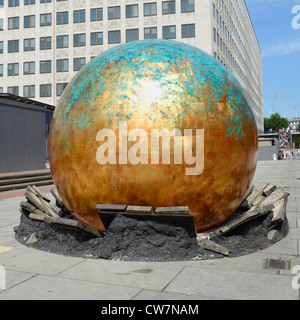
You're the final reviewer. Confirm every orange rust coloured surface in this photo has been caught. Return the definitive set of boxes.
[49,40,258,233]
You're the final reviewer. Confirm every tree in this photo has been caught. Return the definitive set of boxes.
[264,113,289,132]
[297,123,300,132]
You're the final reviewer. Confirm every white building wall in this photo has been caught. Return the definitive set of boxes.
[0,0,263,132]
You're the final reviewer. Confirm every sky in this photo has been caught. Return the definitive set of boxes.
[245,0,300,120]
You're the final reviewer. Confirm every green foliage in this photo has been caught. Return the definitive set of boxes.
[295,137,300,149]
[297,123,300,132]
[264,113,289,132]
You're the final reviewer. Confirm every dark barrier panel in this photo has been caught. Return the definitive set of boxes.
[258,146,278,161]
[0,97,47,173]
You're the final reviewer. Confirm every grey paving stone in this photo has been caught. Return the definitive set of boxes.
[164,266,298,300]
[0,275,140,300]
[132,289,222,300]
[262,238,298,256]
[58,259,184,291]
[0,269,35,293]
[0,246,84,275]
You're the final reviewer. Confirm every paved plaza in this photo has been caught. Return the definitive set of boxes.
[0,160,300,300]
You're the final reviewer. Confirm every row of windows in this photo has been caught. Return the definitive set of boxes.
[2,0,194,14]
[3,0,53,6]
[213,0,258,102]
[0,57,88,76]
[0,83,68,98]
[0,1,195,30]
[0,24,195,53]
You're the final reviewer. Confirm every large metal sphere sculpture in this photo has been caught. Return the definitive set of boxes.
[49,40,258,233]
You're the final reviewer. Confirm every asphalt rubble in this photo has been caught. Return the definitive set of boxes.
[15,182,290,262]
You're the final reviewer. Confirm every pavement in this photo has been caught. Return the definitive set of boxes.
[0,160,300,300]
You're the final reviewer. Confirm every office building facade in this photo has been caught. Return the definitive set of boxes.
[0,0,263,132]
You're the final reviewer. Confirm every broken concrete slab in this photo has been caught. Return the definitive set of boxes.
[30,185,51,203]
[126,206,153,214]
[96,204,127,212]
[200,239,229,256]
[196,234,210,244]
[44,216,103,238]
[155,206,190,215]
[26,233,38,247]
[258,187,289,212]
[20,201,45,216]
[50,189,64,208]
[271,197,288,224]
[267,230,284,244]
[240,185,254,204]
[252,195,265,207]
[263,184,277,196]
[240,182,270,208]
[210,205,271,238]
[29,213,48,222]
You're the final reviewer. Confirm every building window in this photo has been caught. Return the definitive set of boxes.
[74,10,85,23]
[144,2,157,16]
[91,8,103,21]
[0,64,3,77]
[73,33,86,47]
[40,36,51,50]
[182,24,195,38]
[7,63,19,76]
[57,59,68,72]
[8,40,19,52]
[25,0,35,5]
[163,25,176,39]
[162,1,175,14]
[126,29,139,42]
[126,4,138,18]
[8,17,19,29]
[7,86,19,95]
[108,6,120,20]
[108,30,121,44]
[0,41,2,54]
[91,32,103,46]
[24,15,35,28]
[57,83,68,96]
[0,19,3,31]
[40,60,51,73]
[24,61,35,75]
[40,84,51,97]
[0,88,3,93]
[73,57,86,71]
[181,0,194,12]
[57,11,68,25]
[23,85,35,98]
[8,0,19,7]
[144,27,157,39]
[57,35,68,48]
[40,13,51,26]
